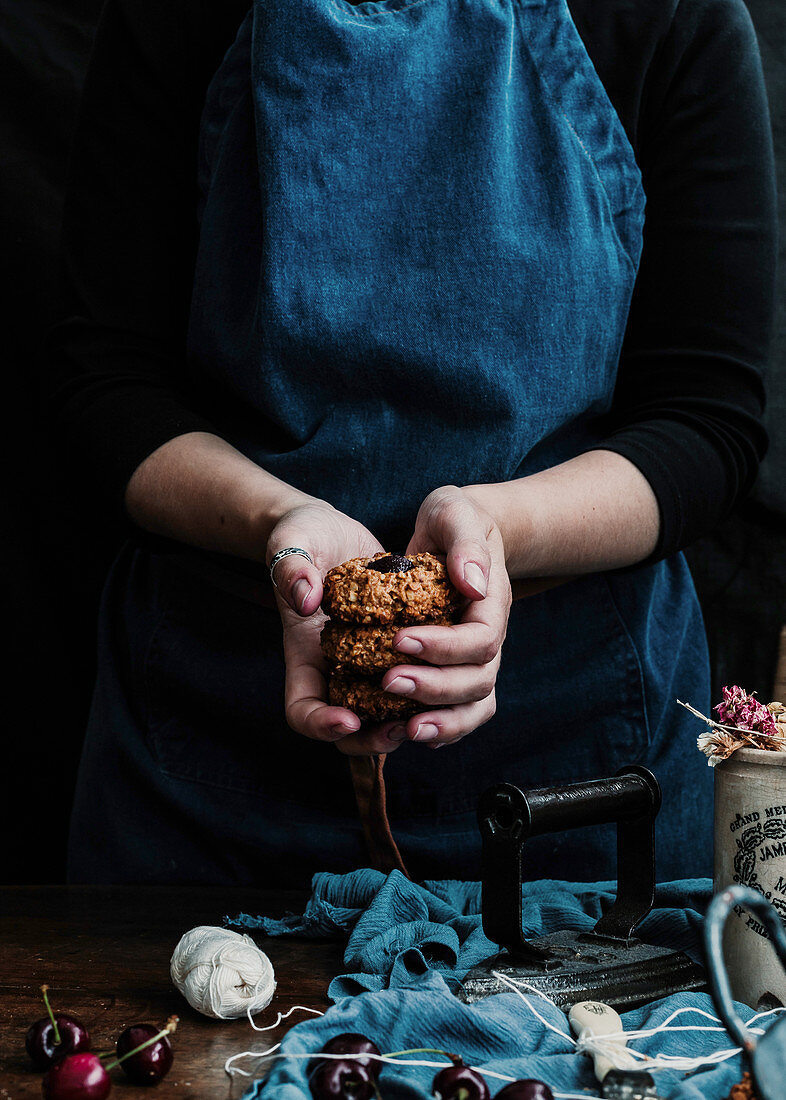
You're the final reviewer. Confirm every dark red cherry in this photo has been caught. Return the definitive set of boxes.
[318,1033,382,1079]
[367,554,413,574]
[115,1023,174,1085]
[26,1013,90,1069]
[309,1058,375,1100]
[42,1053,111,1100]
[495,1081,554,1100]
[433,1061,490,1100]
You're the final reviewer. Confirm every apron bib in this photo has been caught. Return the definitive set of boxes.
[69,0,713,886]
[190,0,645,546]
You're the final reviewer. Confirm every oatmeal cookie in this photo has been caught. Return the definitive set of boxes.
[328,671,422,722]
[322,552,462,625]
[321,618,450,674]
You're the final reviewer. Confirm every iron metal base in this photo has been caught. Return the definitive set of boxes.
[457,931,706,1011]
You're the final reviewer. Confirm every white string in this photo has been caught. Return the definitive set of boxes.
[247,1003,324,1032]
[577,1036,741,1072]
[224,1041,282,1077]
[223,1047,590,1097]
[749,1005,786,1027]
[492,971,786,1074]
[489,972,576,1044]
[226,1006,326,1072]
[222,973,786,1088]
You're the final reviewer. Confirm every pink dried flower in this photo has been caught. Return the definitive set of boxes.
[714,685,778,737]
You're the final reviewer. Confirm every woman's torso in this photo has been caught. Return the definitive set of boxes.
[69,0,719,887]
[182,0,711,876]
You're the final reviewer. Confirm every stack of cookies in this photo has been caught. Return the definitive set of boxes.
[321,552,463,722]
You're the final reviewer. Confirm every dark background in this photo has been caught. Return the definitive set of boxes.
[1,1,783,884]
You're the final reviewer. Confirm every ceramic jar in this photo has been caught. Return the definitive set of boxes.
[714,746,786,1008]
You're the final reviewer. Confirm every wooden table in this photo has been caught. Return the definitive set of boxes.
[1,887,345,1098]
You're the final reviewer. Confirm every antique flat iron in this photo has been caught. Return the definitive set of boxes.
[458,766,706,1010]
[705,884,786,1100]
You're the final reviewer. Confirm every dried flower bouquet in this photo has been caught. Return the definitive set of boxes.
[680,685,786,767]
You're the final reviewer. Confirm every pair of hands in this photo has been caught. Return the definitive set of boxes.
[267,486,512,755]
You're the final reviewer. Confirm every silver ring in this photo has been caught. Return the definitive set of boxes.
[269,547,313,588]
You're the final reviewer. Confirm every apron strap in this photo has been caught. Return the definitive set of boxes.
[348,755,411,878]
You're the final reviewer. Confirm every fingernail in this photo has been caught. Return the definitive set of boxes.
[386,676,417,695]
[464,562,487,598]
[387,724,407,742]
[414,722,440,742]
[331,721,358,736]
[395,636,423,656]
[292,578,312,612]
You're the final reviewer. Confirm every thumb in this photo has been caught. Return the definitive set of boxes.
[411,490,492,600]
[267,544,323,616]
[448,528,492,601]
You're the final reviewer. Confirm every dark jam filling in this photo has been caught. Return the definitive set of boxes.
[366,554,414,574]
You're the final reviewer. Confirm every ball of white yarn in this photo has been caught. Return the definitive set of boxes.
[170,926,276,1019]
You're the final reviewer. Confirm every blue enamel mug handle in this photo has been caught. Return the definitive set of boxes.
[704,884,786,1052]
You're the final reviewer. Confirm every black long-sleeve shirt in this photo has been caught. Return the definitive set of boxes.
[48,0,777,561]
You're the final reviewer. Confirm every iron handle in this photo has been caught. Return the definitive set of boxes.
[479,766,661,956]
[518,771,660,836]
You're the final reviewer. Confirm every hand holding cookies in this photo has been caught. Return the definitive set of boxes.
[389,485,512,749]
[265,499,398,748]
[267,488,511,755]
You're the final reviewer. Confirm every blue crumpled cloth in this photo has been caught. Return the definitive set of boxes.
[229,869,707,1000]
[226,871,764,1100]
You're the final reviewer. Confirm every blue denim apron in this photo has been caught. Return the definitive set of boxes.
[68,0,713,886]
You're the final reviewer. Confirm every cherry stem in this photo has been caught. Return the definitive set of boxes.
[40,985,61,1046]
[382,1047,459,1064]
[105,1016,178,1071]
